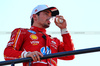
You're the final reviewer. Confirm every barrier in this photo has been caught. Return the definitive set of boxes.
[0,47,100,66]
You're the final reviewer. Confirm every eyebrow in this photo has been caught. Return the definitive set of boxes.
[43,10,51,13]
[44,11,49,14]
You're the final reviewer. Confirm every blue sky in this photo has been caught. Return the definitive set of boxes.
[0,0,100,66]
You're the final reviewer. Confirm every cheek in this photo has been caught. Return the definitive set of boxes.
[38,16,47,22]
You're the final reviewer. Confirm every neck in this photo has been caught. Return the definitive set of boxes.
[30,26,46,33]
[32,22,45,29]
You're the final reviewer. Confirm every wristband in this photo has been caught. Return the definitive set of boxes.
[61,28,69,35]
[21,51,28,58]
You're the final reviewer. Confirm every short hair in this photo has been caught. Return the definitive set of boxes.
[31,12,40,26]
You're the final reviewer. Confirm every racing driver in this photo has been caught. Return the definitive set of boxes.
[4,4,75,66]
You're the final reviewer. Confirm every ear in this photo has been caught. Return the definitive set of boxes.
[33,14,38,21]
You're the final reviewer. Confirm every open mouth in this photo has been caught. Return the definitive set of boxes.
[46,19,50,24]
[48,22,50,25]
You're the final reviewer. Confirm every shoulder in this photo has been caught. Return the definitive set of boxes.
[11,28,29,35]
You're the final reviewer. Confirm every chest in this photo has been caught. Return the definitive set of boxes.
[22,31,59,54]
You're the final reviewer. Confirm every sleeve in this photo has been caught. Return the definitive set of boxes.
[4,28,25,60]
[58,32,75,60]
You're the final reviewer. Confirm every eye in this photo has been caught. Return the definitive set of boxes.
[45,12,49,16]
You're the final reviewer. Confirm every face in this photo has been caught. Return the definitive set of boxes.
[36,10,52,28]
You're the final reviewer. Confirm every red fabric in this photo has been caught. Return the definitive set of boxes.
[4,26,75,66]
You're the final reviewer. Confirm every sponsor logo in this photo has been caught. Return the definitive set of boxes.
[51,41,57,49]
[7,42,14,46]
[28,30,36,34]
[30,34,38,40]
[35,9,38,12]
[30,41,39,45]
[51,41,56,45]
[40,46,51,55]
[9,38,14,41]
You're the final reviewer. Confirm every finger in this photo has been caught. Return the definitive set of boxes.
[54,17,59,24]
[58,16,64,23]
[35,53,40,61]
[56,15,64,19]
[37,52,44,57]
[33,54,37,62]
[31,52,37,62]
[30,54,35,61]
[33,51,41,61]
[55,16,64,24]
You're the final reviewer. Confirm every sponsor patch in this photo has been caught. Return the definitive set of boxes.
[40,46,51,55]
[51,41,56,44]
[51,41,57,49]
[7,42,14,46]
[30,41,39,45]
[30,34,38,40]
[28,30,36,34]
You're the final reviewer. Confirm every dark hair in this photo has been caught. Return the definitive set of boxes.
[31,18,34,26]
[31,12,40,26]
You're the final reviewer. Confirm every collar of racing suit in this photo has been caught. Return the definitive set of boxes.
[30,26,46,33]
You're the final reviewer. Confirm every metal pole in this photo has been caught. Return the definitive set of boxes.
[11,63,14,66]
[0,47,100,65]
[29,60,31,66]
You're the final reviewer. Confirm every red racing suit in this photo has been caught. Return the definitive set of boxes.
[4,26,75,66]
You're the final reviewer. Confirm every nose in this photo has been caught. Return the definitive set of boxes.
[46,17,51,21]
[48,17,51,20]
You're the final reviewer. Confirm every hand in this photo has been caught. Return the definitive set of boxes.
[54,15,67,29]
[26,51,43,62]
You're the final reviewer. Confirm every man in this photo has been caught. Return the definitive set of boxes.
[4,5,75,66]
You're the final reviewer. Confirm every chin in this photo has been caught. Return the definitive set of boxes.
[45,26,50,28]
[43,25,50,28]
[43,23,50,28]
